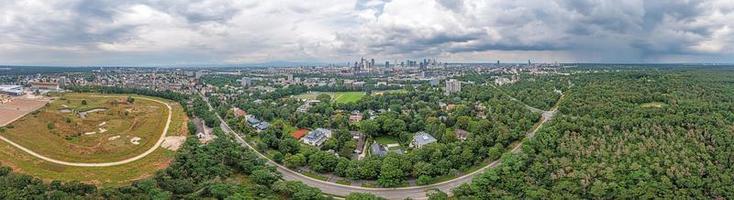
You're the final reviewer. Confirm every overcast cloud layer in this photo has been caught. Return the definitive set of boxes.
[1,0,733,65]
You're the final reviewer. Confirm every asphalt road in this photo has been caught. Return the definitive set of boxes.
[204,92,563,199]
[0,96,172,167]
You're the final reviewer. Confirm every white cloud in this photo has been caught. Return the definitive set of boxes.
[0,0,732,65]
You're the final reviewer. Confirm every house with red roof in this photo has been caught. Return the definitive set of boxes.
[291,128,308,140]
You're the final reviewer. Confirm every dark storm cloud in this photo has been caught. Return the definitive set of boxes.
[342,0,734,62]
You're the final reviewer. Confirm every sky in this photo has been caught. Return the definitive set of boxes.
[1,0,733,66]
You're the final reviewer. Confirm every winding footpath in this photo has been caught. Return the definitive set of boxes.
[0,96,172,167]
[204,91,565,200]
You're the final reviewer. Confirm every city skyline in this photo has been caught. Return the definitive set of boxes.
[1,0,733,66]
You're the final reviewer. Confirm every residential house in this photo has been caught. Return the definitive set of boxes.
[291,129,308,140]
[245,115,260,126]
[349,111,363,123]
[232,107,247,118]
[410,131,437,148]
[370,142,388,157]
[302,128,332,147]
[255,122,269,131]
[351,131,365,154]
[297,99,321,113]
[455,129,469,141]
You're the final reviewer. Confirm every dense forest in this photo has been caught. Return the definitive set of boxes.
[500,75,569,110]
[453,69,734,199]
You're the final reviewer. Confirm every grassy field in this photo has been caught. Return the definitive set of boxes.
[640,102,666,108]
[374,136,399,145]
[0,93,188,186]
[294,91,366,103]
[294,90,406,103]
[1,93,169,162]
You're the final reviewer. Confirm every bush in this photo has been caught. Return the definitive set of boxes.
[416,175,432,185]
[273,152,284,163]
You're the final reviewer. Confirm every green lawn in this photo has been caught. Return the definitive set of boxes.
[374,136,399,145]
[294,91,366,103]
[332,92,365,103]
[640,102,666,108]
[335,179,352,185]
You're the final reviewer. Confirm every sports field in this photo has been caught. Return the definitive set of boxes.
[0,93,189,186]
[295,91,366,103]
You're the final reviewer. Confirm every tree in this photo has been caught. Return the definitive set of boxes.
[427,189,449,200]
[278,138,301,155]
[81,100,87,105]
[377,154,406,187]
[346,193,386,200]
[273,152,284,163]
[127,96,135,103]
[273,181,327,200]
[251,168,281,186]
[284,154,306,168]
[308,151,338,173]
[0,166,10,176]
[382,118,406,136]
[416,175,432,186]
[316,94,332,102]
[359,120,381,137]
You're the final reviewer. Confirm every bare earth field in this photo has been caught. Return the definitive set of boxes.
[0,93,188,186]
[0,97,49,126]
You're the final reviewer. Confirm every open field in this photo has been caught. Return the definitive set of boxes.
[0,97,49,126]
[1,93,168,162]
[640,102,666,108]
[295,91,366,103]
[0,93,188,186]
[294,90,406,103]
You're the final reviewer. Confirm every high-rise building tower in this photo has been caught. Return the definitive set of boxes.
[241,77,252,87]
[445,79,461,95]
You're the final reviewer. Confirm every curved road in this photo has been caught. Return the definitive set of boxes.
[0,96,172,167]
[206,92,563,199]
